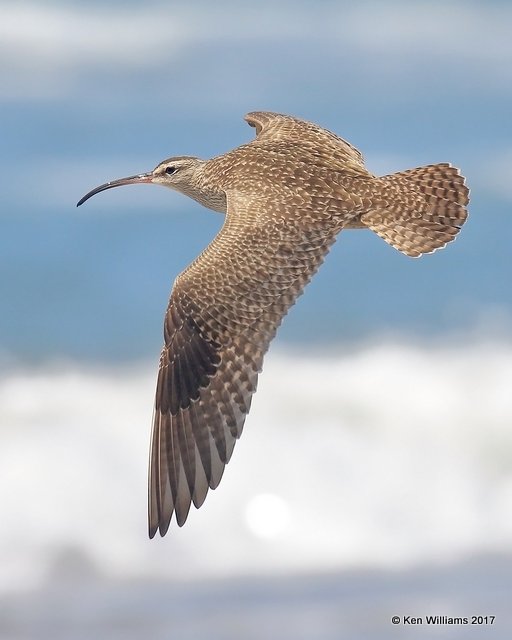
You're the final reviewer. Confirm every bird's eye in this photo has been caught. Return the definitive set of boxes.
[165,166,177,175]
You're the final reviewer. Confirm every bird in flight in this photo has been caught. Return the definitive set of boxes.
[77,111,469,537]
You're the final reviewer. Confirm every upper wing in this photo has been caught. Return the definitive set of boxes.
[149,193,339,536]
[244,111,367,172]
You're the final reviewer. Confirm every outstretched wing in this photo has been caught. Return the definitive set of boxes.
[149,193,339,536]
[244,111,367,172]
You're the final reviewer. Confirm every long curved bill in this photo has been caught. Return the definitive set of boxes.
[76,172,153,207]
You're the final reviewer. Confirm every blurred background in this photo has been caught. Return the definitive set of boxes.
[1,0,511,638]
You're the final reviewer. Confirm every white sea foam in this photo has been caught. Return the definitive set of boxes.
[1,341,511,593]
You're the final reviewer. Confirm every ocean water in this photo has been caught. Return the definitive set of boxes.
[1,0,512,363]
[1,341,511,638]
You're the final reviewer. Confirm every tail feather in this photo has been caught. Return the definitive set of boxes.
[362,163,469,257]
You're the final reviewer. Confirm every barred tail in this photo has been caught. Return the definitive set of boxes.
[361,163,469,257]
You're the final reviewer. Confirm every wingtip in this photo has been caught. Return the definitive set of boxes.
[175,501,192,527]
[148,522,169,539]
[159,518,171,537]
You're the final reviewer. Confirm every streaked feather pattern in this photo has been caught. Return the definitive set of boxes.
[77,111,468,536]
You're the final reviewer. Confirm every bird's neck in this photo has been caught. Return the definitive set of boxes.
[180,160,227,213]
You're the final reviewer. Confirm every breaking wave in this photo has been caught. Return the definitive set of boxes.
[1,340,511,593]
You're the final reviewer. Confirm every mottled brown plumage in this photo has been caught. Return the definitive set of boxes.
[77,111,469,537]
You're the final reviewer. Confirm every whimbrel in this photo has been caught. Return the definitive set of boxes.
[77,111,469,537]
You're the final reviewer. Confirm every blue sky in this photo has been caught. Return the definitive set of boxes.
[1,0,511,362]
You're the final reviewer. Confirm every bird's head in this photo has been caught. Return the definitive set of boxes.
[77,156,205,207]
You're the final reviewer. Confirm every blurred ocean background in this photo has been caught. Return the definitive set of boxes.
[1,1,511,638]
